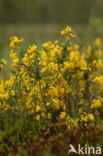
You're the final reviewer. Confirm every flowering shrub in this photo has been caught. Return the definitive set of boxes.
[0,26,103,127]
[0,26,103,155]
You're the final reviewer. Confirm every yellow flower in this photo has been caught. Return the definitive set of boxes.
[81,115,88,122]
[10,51,18,60]
[48,113,52,119]
[46,102,50,106]
[61,26,76,40]
[93,76,103,85]
[35,115,40,121]
[1,59,7,65]
[61,26,72,35]
[11,90,15,96]
[88,114,94,120]
[10,37,23,49]
[90,99,102,109]
[36,105,41,113]
[0,64,3,71]
[41,112,45,117]
[27,45,37,58]
[41,67,48,73]
[60,112,66,119]
[95,38,101,48]
[4,105,10,111]
[52,99,60,110]
[68,125,71,129]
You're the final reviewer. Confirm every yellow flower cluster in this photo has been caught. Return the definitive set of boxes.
[61,26,76,40]
[0,26,103,127]
[90,99,102,109]
[0,59,7,71]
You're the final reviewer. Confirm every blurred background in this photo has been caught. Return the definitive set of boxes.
[0,0,103,63]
